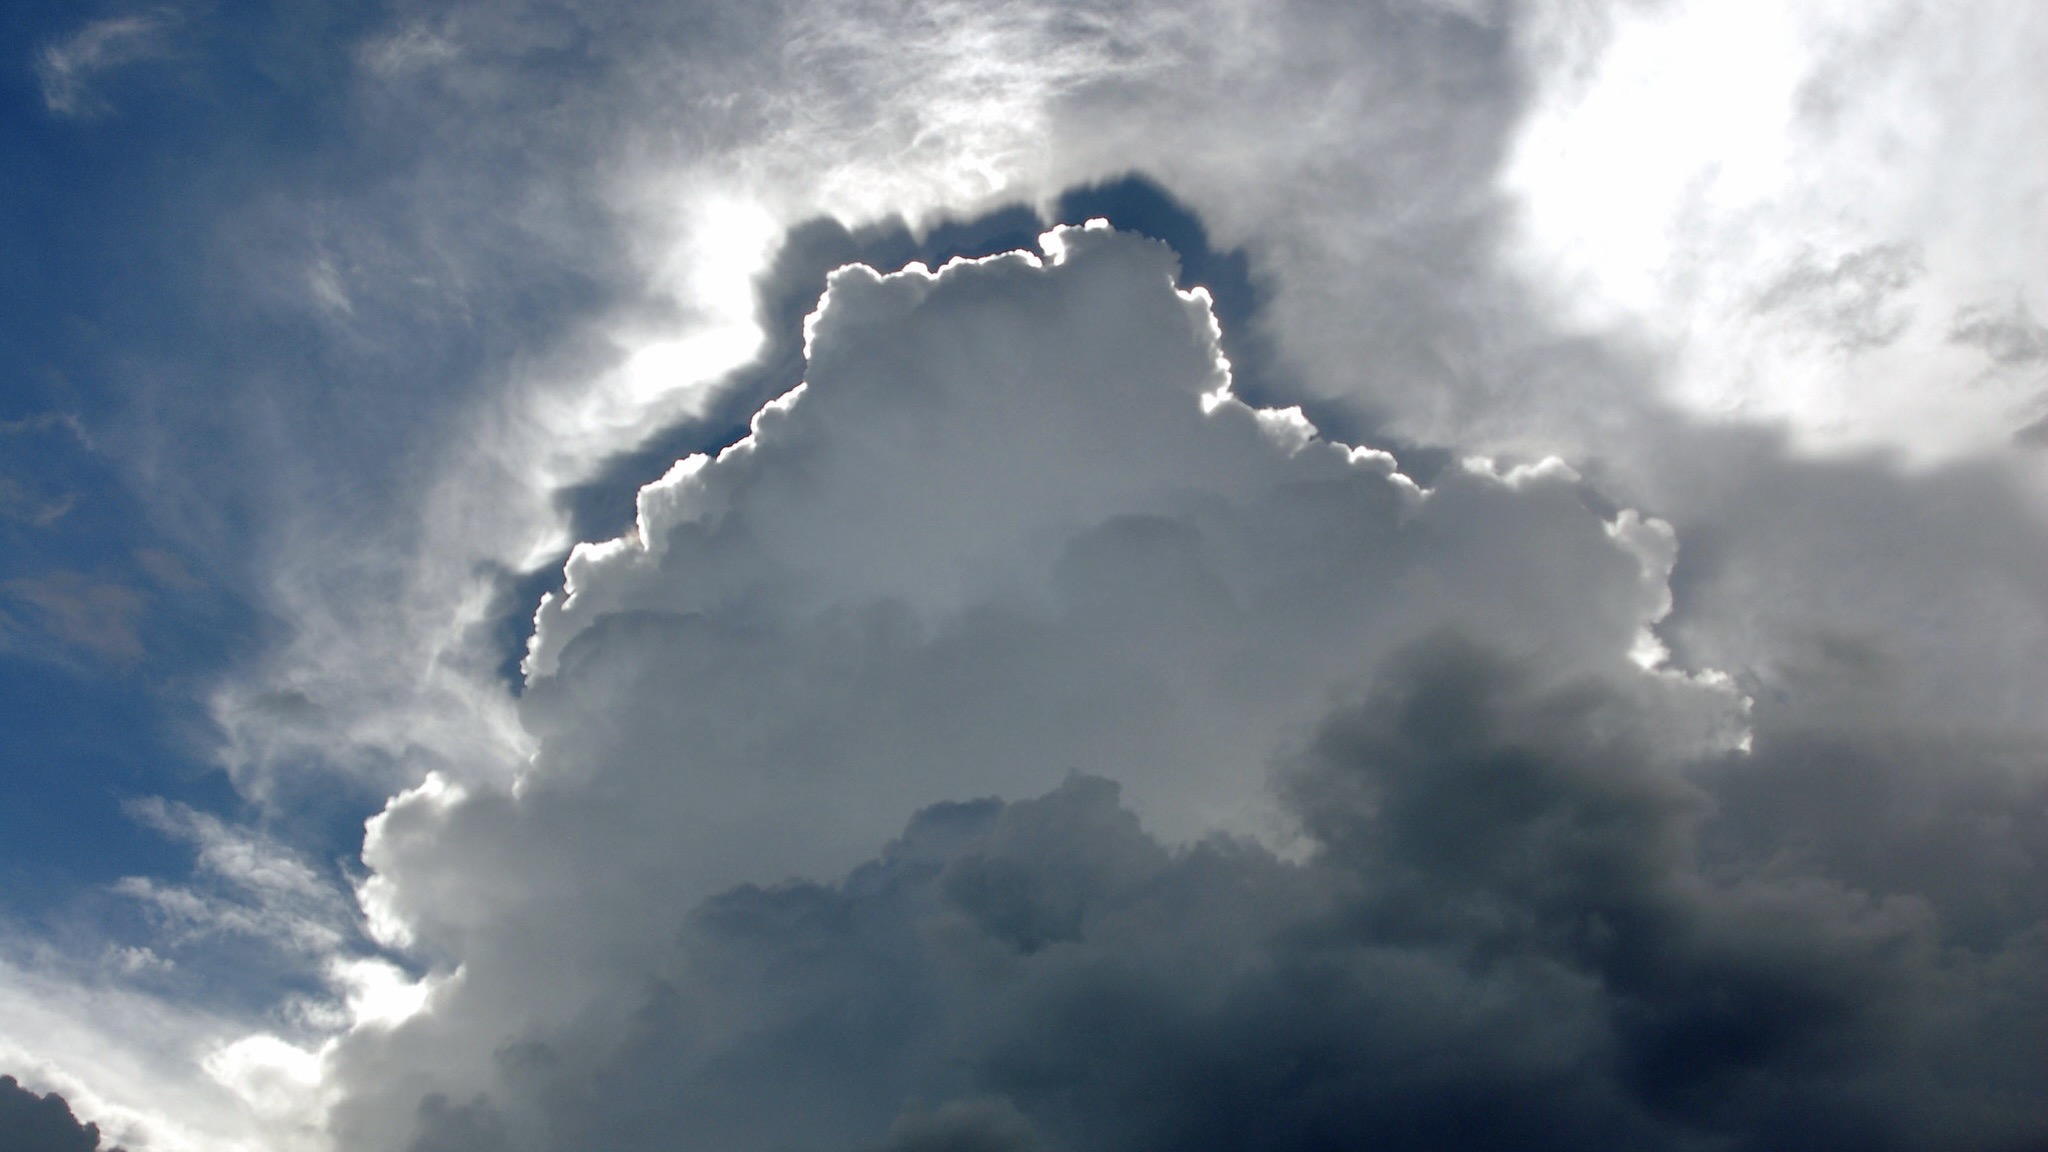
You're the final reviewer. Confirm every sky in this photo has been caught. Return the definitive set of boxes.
[0,1,2045,1150]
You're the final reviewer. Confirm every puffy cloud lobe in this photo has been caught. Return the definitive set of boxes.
[394,638,2046,1152]
[327,225,1742,1147]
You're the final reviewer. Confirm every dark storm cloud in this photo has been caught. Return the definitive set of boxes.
[0,1075,123,1152]
[395,637,2047,1152]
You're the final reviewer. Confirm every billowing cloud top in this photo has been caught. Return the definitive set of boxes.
[314,225,2030,1152]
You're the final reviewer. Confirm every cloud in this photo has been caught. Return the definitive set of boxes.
[180,0,2048,837]
[113,800,358,961]
[0,480,77,529]
[192,0,1546,812]
[1613,418,2048,739]
[866,1098,1043,1152]
[130,551,200,593]
[0,1073,122,1152]
[7,1,2047,1148]
[0,798,438,1152]
[1950,298,2048,369]
[1,573,148,666]
[35,13,177,119]
[0,953,304,1152]
[309,222,1749,1150]
[1752,242,1923,353]
[346,637,2045,1152]
[1503,0,2048,460]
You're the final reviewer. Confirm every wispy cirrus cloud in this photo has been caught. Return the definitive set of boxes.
[2,571,148,666]
[36,11,178,119]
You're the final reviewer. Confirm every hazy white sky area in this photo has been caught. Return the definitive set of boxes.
[2,1,2044,1150]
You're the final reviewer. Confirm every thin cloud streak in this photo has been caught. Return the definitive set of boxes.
[35,12,178,119]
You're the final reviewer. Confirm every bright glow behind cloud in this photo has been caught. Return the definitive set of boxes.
[1507,0,2048,458]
